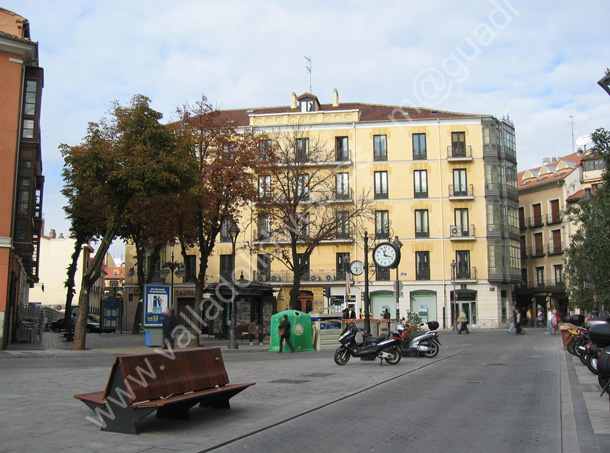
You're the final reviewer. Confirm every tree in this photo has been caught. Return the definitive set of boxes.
[172,96,266,342]
[251,127,372,309]
[565,128,610,314]
[61,95,193,350]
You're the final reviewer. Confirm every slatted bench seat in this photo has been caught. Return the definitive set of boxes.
[74,348,255,434]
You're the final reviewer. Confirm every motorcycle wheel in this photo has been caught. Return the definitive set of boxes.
[599,373,610,390]
[575,339,584,358]
[384,347,401,365]
[580,349,590,366]
[334,348,350,366]
[423,340,439,358]
[587,354,599,375]
[566,338,576,356]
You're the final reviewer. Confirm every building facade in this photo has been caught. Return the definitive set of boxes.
[124,91,520,331]
[0,8,44,348]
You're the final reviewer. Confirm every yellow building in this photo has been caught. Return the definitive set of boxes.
[124,91,520,330]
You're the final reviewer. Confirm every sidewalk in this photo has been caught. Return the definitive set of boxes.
[2,330,272,357]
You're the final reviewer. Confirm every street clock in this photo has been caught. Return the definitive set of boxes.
[349,260,364,276]
[372,242,401,269]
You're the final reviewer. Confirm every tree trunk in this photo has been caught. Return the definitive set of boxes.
[131,242,146,334]
[63,237,85,334]
[72,225,117,350]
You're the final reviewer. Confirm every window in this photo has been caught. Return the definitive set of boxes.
[220,216,233,243]
[536,267,545,287]
[451,132,466,157]
[520,236,527,258]
[258,175,271,198]
[452,169,468,196]
[376,265,390,281]
[549,199,560,224]
[300,100,314,112]
[375,210,389,239]
[297,254,310,277]
[521,268,528,286]
[24,80,37,115]
[336,173,350,199]
[415,209,429,238]
[22,119,34,139]
[374,135,387,161]
[455,251,470,279]
[534,232,543,256]
[296,138,309,161]
[257,254,271,281]
[185,255,197,282]
[584,159,605,171]
[220,255,233,281]
[532,203,542,226]
[374,171,388,199]
[416,251,430,280]
[335,136,349,161]
[17,178,30,215]
[257,214,270,241]
[551,229,562,254]
[519,206,526,229]
[554,265,563,285]
[336,211,350,239]
[412,133,427,160]
[259,139,272,152]
[454,208,469,236]
[297,174,310,200]
[299,212,310,238]
[414,170,428,198]
[336,253,350,280]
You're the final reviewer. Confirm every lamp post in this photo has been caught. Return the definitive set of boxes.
[598,69,610,97]
[450,260,457,330]
[363,231,371,333]
[393,236,403,322]
[161,249,184,313]
[228,223,240,350]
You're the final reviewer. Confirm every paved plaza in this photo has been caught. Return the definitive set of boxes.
[1,329,609,452]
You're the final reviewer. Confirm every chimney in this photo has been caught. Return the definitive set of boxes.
[333,88,339,107]
[542,157,550,165]
[58,233,64,239]
[49,229,56,239]
[291,92,298,109]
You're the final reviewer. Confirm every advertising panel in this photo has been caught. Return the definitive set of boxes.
[144,285,170,326]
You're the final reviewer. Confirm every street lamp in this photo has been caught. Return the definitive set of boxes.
[598,69,610,97]
[393,236,403,321]
[228,222,240,350]
[161,249,184,313]
[450,260,457,330]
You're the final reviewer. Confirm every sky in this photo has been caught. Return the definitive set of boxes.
[4,0,610,259]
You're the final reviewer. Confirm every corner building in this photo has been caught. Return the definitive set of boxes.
[0,8,44,347]
[125,91,519,331]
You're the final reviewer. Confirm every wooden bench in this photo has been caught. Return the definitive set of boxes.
[74,348,255,434]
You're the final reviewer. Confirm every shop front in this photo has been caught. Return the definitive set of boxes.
[409,290,437,324]
[450,289,478,328]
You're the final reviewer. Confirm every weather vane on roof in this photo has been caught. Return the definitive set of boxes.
[305,56,312,93]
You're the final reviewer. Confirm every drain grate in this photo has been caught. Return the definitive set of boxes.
[301,373,334,378]
[269,379,311,384]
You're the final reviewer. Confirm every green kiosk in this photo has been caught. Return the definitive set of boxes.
[270,310,315,353]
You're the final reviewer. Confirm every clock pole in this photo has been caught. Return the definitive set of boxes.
[363,231,371,333]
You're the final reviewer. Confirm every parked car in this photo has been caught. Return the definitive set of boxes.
[50,314,112,333]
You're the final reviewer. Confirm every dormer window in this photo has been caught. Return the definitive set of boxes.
[297,94,320,112]
[300,100,314,112]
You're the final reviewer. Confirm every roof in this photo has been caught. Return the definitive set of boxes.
[566,188,597,204]
[216,97,487,127]
[103,266,125,280]
[517,152,584,191]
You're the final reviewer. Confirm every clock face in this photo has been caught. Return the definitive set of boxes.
[373,243,400,268]
[349,260,364,276]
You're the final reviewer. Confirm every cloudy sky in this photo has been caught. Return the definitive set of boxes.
[5,0,610,258]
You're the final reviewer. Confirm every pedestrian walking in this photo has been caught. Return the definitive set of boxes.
[248,319,265,345]
[507,305,516,334]
[458,308,469,334]
[162,308,176,349]
[349,307,356,319]
[514,308,524,335]
[527,308,532,328]
[551,309,560,335]
[546,309,554,334]
[279,314,295,353]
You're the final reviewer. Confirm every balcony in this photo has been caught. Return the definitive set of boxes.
[529,216,544,228]
[519,219,527,230]
[447,145,473,161]
[259,269,353,284]
[529,245,546,258]
[334,149,353,163]
[546,212,562,225]
[449,224,475,240]
[516,280,566,291]
[448,184,474,199]
[454,267,477,281]
[520,247,527,260]
[547,242,563,255]
[333,187,353,201]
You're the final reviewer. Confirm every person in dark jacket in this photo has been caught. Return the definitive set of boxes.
[279,314,295,353]
[162,308,177,349]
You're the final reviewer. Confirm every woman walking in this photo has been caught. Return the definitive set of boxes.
[279,314,295,353]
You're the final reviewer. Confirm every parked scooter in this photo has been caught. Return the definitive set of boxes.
[334,322,403,366]
[397,321,441,358]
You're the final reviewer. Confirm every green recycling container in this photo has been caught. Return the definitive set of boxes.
[269,310,315,353]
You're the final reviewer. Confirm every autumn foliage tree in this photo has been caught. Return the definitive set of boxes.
[251,127,372,309]
[61,95,194,350]
[171,96,268,342]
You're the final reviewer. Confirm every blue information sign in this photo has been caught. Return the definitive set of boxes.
[144,285,171,326]
[101,298,122,330]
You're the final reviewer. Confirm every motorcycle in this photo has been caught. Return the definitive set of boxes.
[334,322,403,366]
[397,321,441,358]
